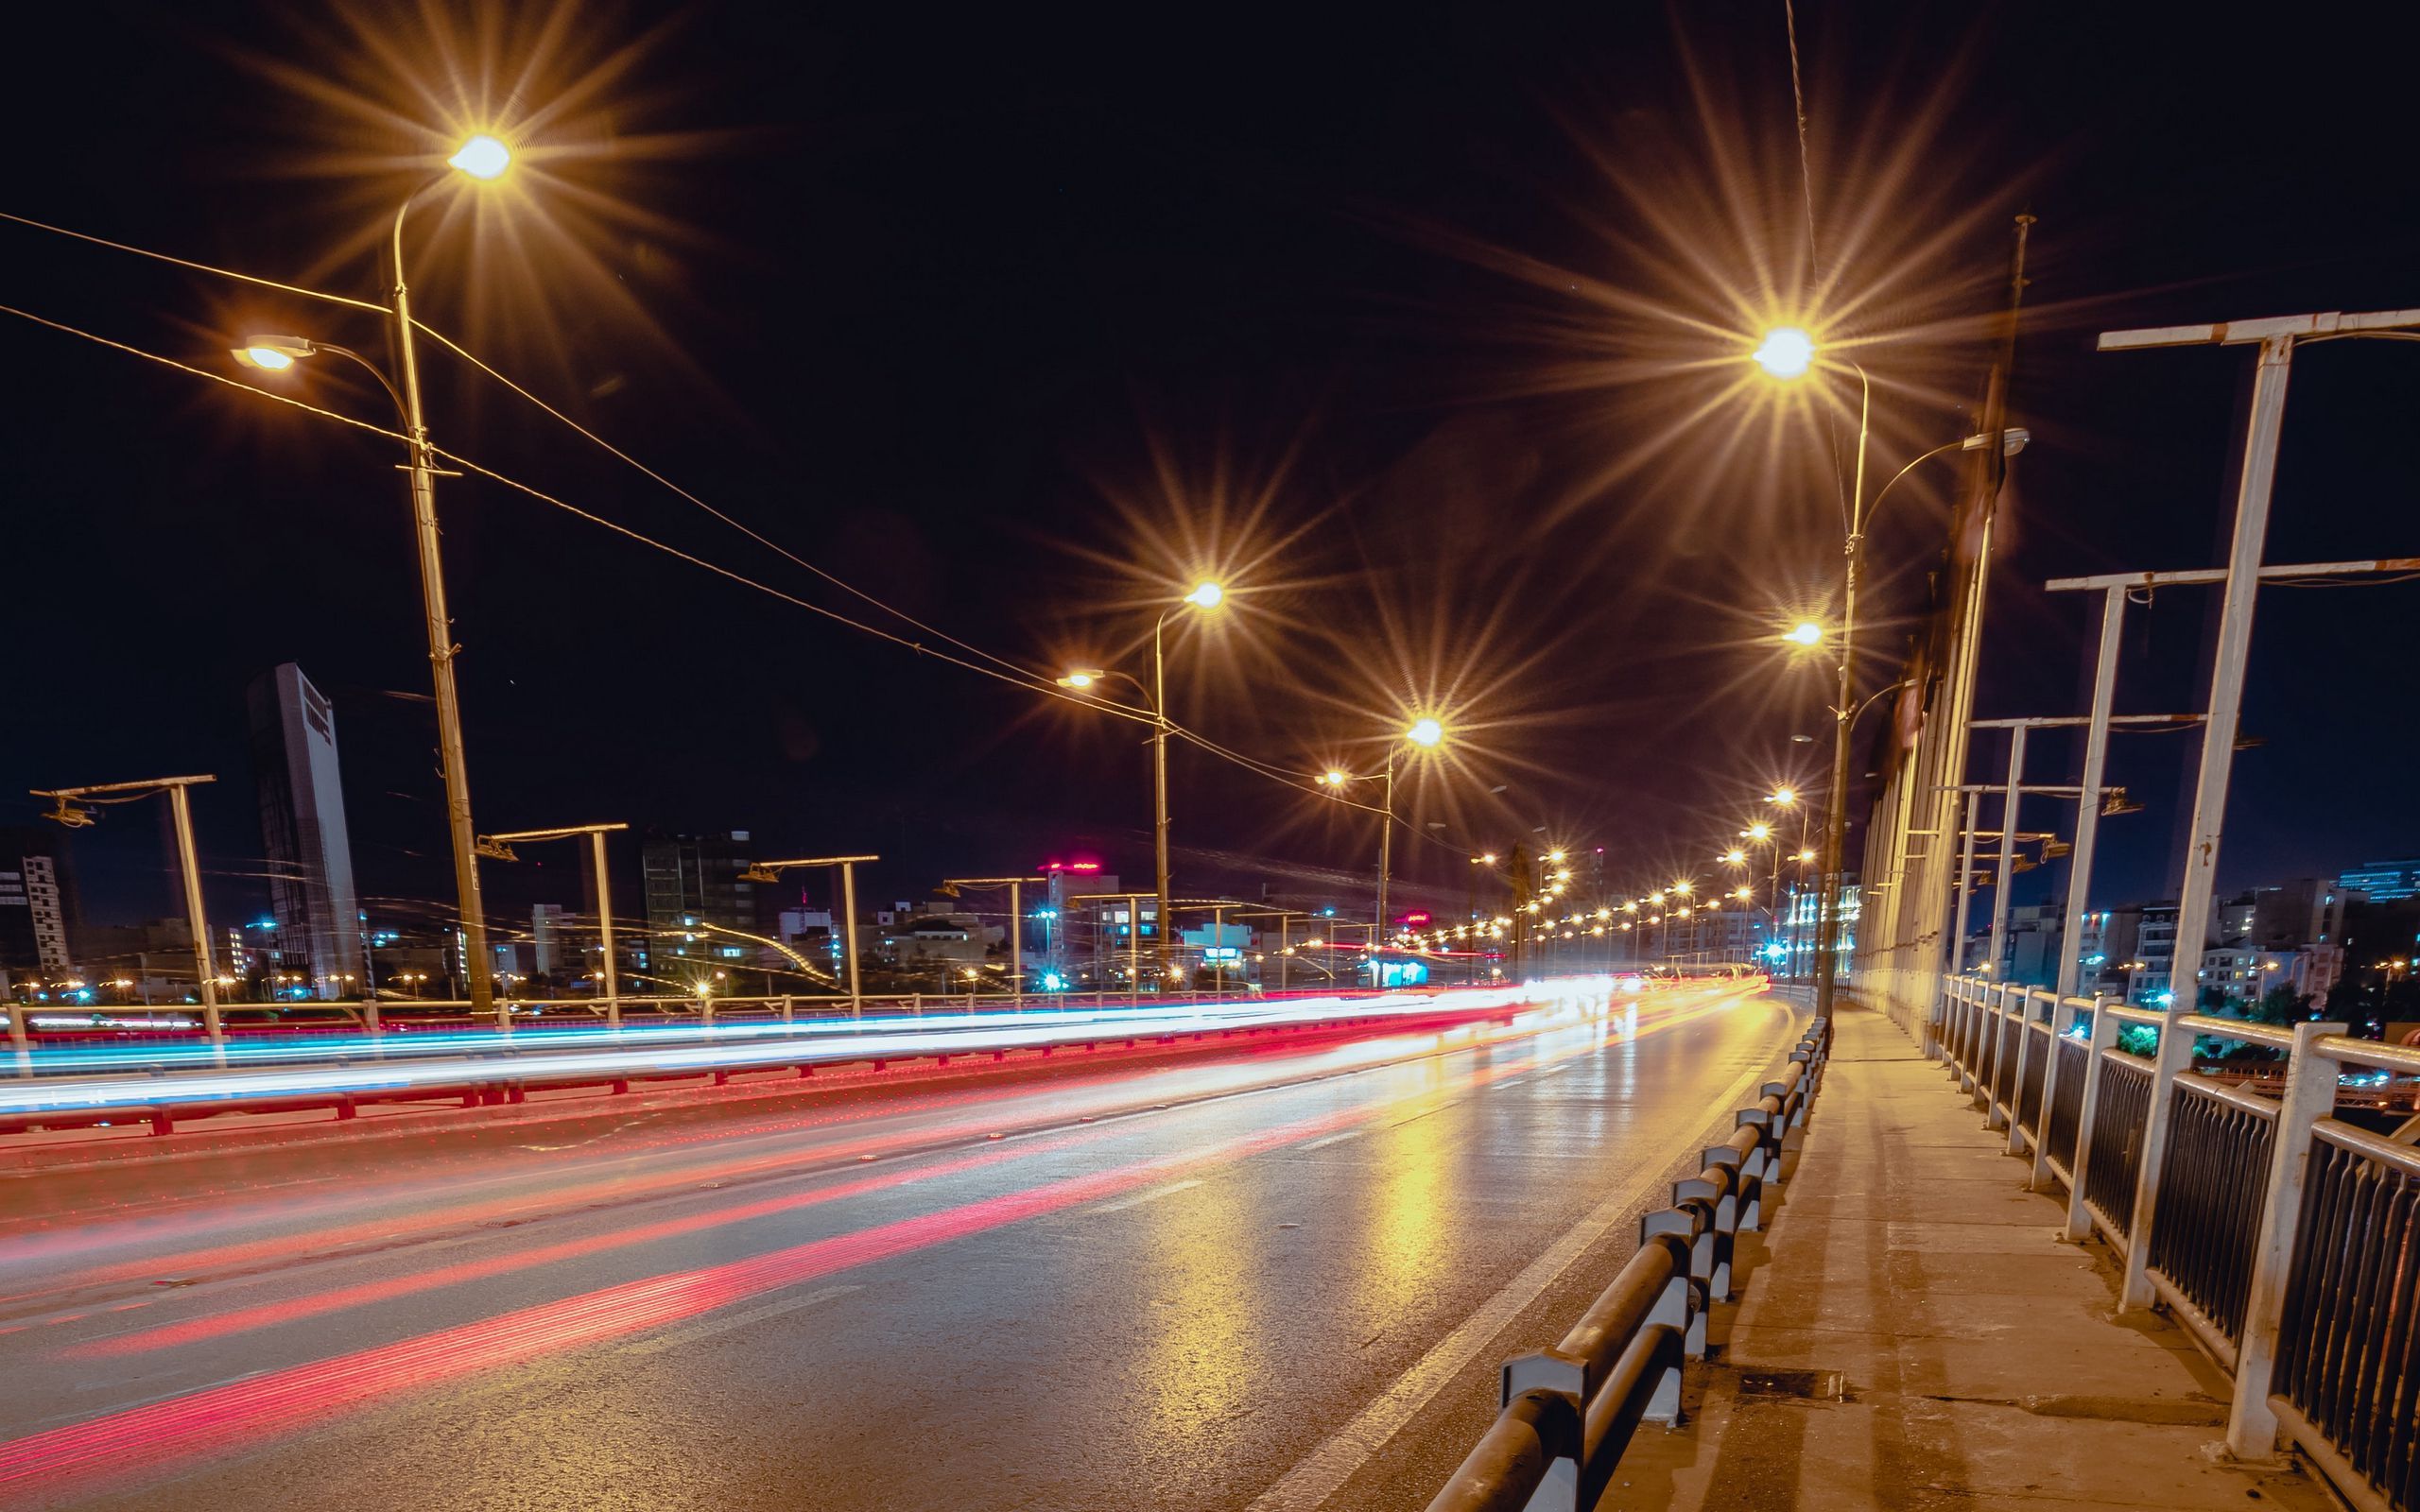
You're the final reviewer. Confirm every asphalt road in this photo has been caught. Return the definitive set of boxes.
[0,982,1799,1511]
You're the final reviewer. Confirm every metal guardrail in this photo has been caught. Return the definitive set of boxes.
[1924,974,2420,1512]
[1423,1016,1831,1512]
[9,985,1380,1054]
[1,983,1564,1140]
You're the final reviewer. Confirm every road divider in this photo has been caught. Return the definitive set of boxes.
[1422,1014,1829,1512]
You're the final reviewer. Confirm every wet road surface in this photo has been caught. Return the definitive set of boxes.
[0,982,1799,1510]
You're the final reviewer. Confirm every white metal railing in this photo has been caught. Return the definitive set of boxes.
[1931,971,2420,1511]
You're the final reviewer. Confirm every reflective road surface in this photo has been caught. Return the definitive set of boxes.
[0,982,1799,1510]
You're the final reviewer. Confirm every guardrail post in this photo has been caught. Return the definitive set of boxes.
[2118,1001,2199,1310]
[2002,986,2035,1148]
[781,995,795,1024]
[2225,1020,2345,1458]
[1956,977,1974,1077]
[1984,987,2003,1126]
[2064,995,2115,1241]
[1639,1211,1708,1358]
[2030,996,2077,1191]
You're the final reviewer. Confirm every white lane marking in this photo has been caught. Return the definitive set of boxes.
[1300,1130,1365,1151]
[1244,1056,1773,1512]
[620,1283,861,1356]
[1085,1178,1203,1214]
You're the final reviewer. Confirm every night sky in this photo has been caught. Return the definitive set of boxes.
[6,2,2416,936]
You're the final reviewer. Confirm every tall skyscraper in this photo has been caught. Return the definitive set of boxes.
[248,663,365,999]
[0,826,78,981]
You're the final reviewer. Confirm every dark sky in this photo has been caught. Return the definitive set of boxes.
[5,1,2416,936]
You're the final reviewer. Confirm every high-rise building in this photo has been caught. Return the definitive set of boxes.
[0,826,78,981]
[2124,902,2180,1005]
[247,663,365,1000]
[531,903,569,976]
[2251,878,2349,950]
[2339,859,2420,903]
[642,831,761,976]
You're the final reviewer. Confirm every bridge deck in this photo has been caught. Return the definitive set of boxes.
[1613,1006,2334,1510]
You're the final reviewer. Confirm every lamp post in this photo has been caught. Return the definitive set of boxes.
[1059,580,1222,989]
[30,777,221,1051]
[738,855,880,1016]
[940,877,1046,1005]
[477,822,628,1028]
[1757,327,2031,1017]
[232,133,513,1028]
[1317,716,1446,960]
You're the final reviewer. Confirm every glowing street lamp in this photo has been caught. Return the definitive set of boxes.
[447,134,512,180]
[1755,322,2030,1016]
[1752,326,1817,380]
[1326,716,1450,944]
[1055,582,1222,986]
[230,132,515,1028]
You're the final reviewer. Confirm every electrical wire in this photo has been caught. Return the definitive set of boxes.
[1779,2,1854,541]
[406,318,1051,688]
[0,207,1421,821]
[0,210,388,314]
[0,300,1400,826]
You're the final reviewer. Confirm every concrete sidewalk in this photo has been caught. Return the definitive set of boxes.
[1611,1006,2337,1510]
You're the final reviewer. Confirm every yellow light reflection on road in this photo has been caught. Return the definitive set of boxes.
[1128,1162,1263,1442]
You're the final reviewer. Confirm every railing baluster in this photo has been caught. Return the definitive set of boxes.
[2063,996,2117,1241]
[2119,1003,2196,1310]
[2228,1021,2340,1456]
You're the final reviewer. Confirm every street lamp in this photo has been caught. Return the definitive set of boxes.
[26,776,221,1051]
[1058,579,1223,986]
[1752,327,1817,379]
[232,133,513,1029]
[1318,717,1449,952]
[737,855,880,1015]
[477,822,628,1029]
[448,134,511,180]
[939,876,1046,1003]
[1757,325,2029,1019]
